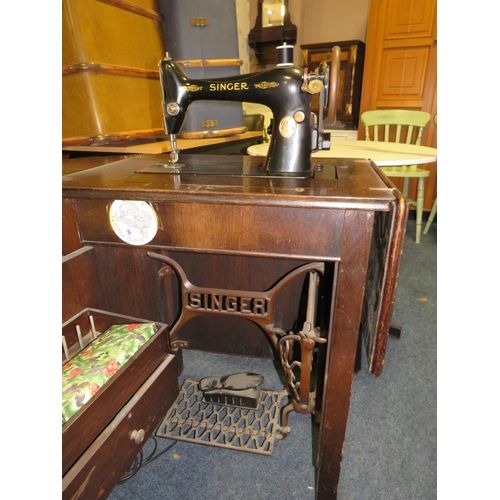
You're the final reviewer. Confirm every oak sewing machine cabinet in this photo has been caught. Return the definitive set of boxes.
[62,47,408,499]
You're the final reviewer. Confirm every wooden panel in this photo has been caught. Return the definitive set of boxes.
[62,155,131,174]
[62,245,166,325]
[360,175,408,376]
[316,209,374,499]
[378,46,430,99]
[385,0,436,37]
[62,247,102,323]
[62,198,82,256]
[92,245,169,321]
[74,199,346,261]
[363,0,436,111]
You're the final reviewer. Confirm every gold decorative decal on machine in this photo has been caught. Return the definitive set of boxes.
[254,81,280,90]
[109,200,158,246]
[279,116,297,138]
[183,84,203,92]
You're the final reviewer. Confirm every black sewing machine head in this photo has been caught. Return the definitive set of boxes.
[158,45,340,177]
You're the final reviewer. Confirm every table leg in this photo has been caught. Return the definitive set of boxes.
[315,210,374,500]
[415,177,425,244]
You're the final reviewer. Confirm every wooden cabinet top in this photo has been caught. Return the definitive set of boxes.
[62,154,395,211]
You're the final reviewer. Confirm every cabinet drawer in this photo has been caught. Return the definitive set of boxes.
[63,353,179,500]
[62,309,171,475]
[74,198,345,261]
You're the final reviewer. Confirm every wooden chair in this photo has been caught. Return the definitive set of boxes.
[361,109,431,243]
[423,198,437,234]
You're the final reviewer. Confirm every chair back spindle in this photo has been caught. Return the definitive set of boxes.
[360,109,431,243]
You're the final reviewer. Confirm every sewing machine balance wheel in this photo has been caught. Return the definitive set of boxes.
[326,46,341,126]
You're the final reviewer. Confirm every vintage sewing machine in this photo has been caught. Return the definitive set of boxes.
[62,44,408,500]
[158,44,340,176]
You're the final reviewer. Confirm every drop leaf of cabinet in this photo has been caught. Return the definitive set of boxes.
[301,40,365,130]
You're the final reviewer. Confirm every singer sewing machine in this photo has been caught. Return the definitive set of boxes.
[62,45,408,500]
[158,44,340,176]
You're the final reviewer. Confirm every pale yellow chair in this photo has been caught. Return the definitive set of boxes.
[423,114,437,235]
[423,198,437,234]
[361,109,431,243]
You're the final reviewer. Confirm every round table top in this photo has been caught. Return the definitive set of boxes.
[247,140,437,166]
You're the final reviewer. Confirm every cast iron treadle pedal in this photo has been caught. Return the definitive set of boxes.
[156,378,289,455]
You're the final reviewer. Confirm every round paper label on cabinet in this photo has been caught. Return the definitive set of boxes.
[109,200,158,246]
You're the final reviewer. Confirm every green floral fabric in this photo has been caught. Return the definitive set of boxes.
[62,323,157,425]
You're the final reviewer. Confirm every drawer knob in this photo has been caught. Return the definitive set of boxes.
[131,429,145,444]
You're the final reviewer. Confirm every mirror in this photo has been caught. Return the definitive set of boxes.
[262,0,285,27]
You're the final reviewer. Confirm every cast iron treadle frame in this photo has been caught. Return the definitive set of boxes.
[148,253,329,442]
[156,378,289,455]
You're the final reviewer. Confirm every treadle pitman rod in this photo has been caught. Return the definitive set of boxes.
[147,252,327,437]
[274,270,327,438]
